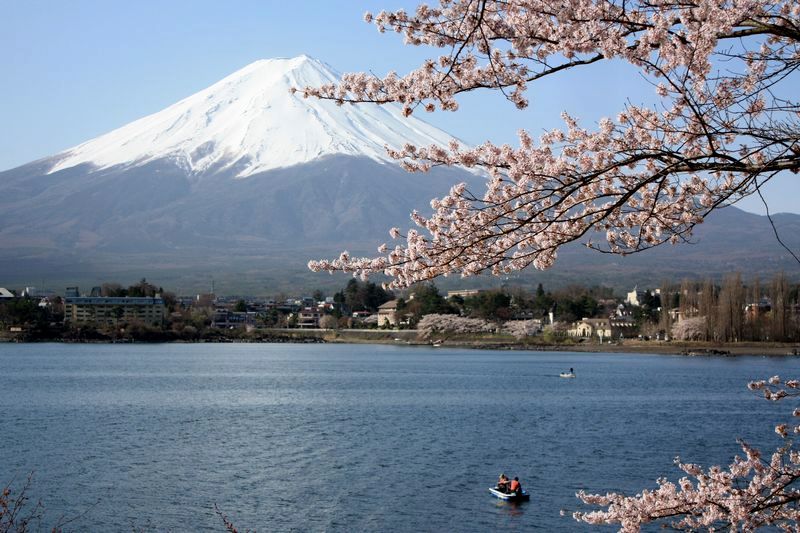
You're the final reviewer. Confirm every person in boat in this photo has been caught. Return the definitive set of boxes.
[509,476,522,495]
[497,473,510,493]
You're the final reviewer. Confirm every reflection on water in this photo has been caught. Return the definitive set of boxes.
[2,343,798,531]
[494,499,527,517]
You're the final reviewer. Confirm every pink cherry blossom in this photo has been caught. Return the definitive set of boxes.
[574,376,800,530]
[303,0,799,288]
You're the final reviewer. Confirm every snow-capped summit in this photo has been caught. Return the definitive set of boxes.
[0,55,480,286]
[48,55,459,177]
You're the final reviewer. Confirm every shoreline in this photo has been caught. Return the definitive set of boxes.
[317,329,800,356]
[377,340,800,356]
[4,329,799,356]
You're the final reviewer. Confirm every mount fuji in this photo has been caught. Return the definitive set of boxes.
[0,56,478,291]
[2,55,798,293]
[46,55,459,178]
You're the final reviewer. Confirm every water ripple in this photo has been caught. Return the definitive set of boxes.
[1,343,798,531]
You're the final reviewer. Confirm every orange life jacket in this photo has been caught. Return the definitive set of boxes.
[509,479,520,492]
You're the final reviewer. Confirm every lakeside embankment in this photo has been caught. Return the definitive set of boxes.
[3,327,799,356]
[279,329,800,356]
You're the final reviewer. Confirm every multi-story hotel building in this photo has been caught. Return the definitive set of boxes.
[64,296,165,326]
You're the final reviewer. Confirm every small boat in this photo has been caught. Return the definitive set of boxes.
[559,372,576,378]
[489,487,530,501]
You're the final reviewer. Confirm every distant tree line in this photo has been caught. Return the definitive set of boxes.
[656,273,800,343]
[332,279,394,314]
[0,295,63,339]
[4,274,799,343]
[397,282,614,325]
[102,278,177,307]
[338,275,800,344]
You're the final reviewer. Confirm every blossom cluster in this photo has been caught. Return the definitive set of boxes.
[305,0,800,288]
[575,376,800,531]
[503,319,542,339]
[416,313,496,338]
[671,316,707,340]
[749,376,800,436]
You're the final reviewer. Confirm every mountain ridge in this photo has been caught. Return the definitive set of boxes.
[1,56,798,293]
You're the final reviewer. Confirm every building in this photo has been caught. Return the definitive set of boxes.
[447,289,485,299]
[745,298,772,321]
[626,287,661,307]
[569,318,613,339]
[21,287,56,298]
[568,317,637,340]
[0,287,14,300]
[378,300,400,327]
[296,307,322,328]
[194,293,216,308]
[626,287,647,306]
[211,309,258,329]
[64,296,165,326]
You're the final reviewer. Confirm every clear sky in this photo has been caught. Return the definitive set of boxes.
[2,0,798,214]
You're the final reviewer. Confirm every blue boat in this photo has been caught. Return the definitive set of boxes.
[489,487,530,501]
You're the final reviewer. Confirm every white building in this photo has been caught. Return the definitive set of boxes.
[626,287,660,307]
[378,300,400,327]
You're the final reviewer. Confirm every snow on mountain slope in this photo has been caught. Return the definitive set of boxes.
[48,55,461,178]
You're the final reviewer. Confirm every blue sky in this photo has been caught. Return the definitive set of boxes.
[2,0,797,214]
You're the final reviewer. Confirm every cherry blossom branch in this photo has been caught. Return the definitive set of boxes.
[755,172,800,265]
[302,0,800,288]
[572,376,800,531]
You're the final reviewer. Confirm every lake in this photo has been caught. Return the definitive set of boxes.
[2,343,798,531]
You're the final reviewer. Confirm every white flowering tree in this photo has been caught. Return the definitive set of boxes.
[574,376,800,531]
[416,313,496,338]
[504,319,542,339]
[671,315,708,340]
[305,0,800,289]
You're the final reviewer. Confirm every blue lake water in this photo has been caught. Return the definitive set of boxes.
[2,343,799,531]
